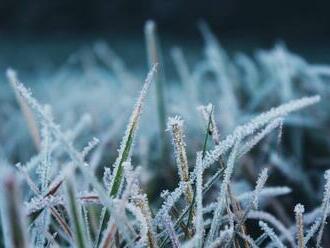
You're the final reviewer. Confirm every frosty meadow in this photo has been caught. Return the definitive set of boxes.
[1,21,330,248]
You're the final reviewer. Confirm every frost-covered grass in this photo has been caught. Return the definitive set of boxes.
[1,21,330,247]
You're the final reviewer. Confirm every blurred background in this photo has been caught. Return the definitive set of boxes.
[1,0,330,73]
[1,0,330,39]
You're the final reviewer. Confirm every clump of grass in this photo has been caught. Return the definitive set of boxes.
[1,72,325,247]
[1,21,330,248]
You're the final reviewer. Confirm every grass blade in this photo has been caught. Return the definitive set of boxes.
[0,169,29,248]
[144,20,168,162]
[95,64,157,246]
[65,178,87,248]
[6,68,41,150]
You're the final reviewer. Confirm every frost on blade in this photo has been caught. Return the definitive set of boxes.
[237,186,291,204]
[195,152,204,247]
[208,228,233,248]
[125,203,149,247]
[108,64,157,198]
[249,211,294,247]
[162,212,180,248]
[259,221,286,248]
[198,103,220,144]
[13,80,87,168]
[33,126,53,248]
[304,217,321,246]
[154,181,187,226]
[201,95,320,171]
[6,68,41,150]
[238,118,283,158]
[316,170,330,247]
[37,108,53,194]
[26,113,92,172]
[95,64,157,246]
[252,168,269,210]
[294,203,305,248]
[303,170,330,246]
[204,186,292,214]
[103,167,112,189]
[81,137,99,158]
[167,115,193,204]
[13,79,114,246]
[237,232,258,248]
[65,178,87,248]
[208,141,240,244]
[82,205,92,247]
[132,193,158,248]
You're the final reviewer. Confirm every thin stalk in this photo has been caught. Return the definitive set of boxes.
[294,204,305,248]
[6,69,41,150]
[202,105,214,159]
[95,65,157,247]
[1,170,29,248]
[185,106,214,237]
[144,20,168,162]
[65,178,87,248]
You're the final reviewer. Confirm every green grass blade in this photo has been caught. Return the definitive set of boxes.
[202,105,214,159]
[95,64,157,247]
[184,107,213,238]
[65,178,87,248]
